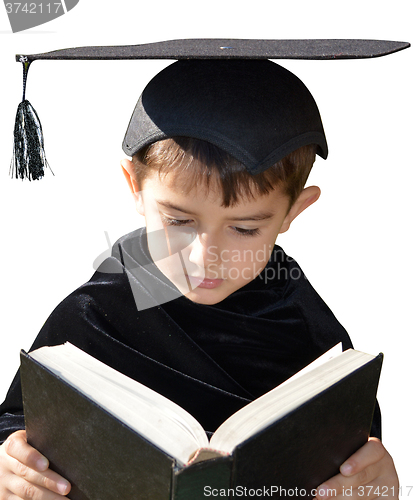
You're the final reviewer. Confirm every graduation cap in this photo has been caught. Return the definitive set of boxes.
[11,38,410,181]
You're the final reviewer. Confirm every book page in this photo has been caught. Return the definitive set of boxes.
[210,348,374,453]
[30,343,209,465]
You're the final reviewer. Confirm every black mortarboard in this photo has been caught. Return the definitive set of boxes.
[11,38,410,180]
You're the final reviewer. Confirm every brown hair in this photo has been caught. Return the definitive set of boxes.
[132,137,317,208]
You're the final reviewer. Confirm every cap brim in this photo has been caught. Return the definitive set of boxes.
[16,38,410,62]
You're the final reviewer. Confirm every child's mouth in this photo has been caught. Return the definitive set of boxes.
[186,275,224,290]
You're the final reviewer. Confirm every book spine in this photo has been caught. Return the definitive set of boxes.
[172,456,233,500]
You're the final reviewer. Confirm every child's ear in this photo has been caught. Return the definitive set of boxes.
[279,186,321,234]
[121,159,139,193]
[121,159,144,216]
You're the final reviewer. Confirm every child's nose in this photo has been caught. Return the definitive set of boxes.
[188,232,222,268]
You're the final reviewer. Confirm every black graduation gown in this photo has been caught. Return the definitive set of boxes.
[0,228,381,444]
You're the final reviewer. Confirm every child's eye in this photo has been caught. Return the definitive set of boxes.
[160,215,193,226]
[160,215,260,237]
[232,227,261,237]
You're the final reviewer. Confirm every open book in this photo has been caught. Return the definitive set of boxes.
[20,343,382,500]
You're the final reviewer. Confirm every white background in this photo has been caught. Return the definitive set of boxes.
[0,0,413,489]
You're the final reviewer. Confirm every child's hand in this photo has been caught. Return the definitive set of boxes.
[315,438,398,499]
[0,430,71,499]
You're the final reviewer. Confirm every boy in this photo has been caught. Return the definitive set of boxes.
[0,56,399,498]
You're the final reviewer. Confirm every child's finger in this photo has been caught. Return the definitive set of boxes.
[4,431,49,472]
[339,438,386,476]
[316,439,398,500]
[7,455,71,496]
[6,474,69,499]
[316,468,379,499]
[3,430,71,497]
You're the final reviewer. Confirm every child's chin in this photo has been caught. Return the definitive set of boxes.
[183,289,228,305]
[181,283,237,305]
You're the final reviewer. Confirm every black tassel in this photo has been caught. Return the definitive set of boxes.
[10,57,53,180]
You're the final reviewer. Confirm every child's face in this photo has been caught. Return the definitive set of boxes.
[122,159,319,305]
